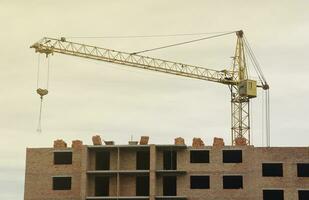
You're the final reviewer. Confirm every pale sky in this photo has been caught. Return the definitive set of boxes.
[0,0,308,199]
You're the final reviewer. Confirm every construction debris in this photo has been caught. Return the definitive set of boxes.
[129,141,138,145]
[175,137,185,145]
[92,135,102,145]
[235,137,247,146]
[213,137,225,147]
[192,137,205,148]
[53,139,67,148]
[139,136,149,145]
[72,140,83,149]
[104,141,115,145]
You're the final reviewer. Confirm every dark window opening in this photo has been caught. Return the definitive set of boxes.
[297,163,309,177]
[262,163,283,177]
[136,176,149,196]
[190,150,209,163]
[136,151,150,170]
[190,176,210,189]
[95,176,109,196]
[163,176,176,196]
[54,152,72,165]
[298,190,309,200]
[223,176,243,189]
[96,151,110,170]
[223,150,242,163]
[163,151,177,170]
[263,190,284,200]
[53,177,71,190]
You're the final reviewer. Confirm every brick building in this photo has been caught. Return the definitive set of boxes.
[24,136,309,200]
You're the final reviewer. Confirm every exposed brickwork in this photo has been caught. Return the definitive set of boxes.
[53,139,67,148]
[25,138,309,200]
[192,137,205,148]
[213,137,224,147]
[234,137,247,146]
[72,140,83,149]
[92,135,102,145]
[140,136,149,145]
[175,137,185,145]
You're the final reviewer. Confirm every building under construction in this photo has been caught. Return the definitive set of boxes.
[24,135,309,200]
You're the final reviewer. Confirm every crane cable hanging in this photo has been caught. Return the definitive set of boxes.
[243,35,270,147]
[36,54,50,133]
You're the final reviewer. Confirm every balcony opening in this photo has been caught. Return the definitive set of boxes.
[163,176,177,196]
[263,190,284,200]
[136,175,149,196]
[262,163,283,177]
[54,152,72,165]
[53,176,71,190]
[190,176,210,189]
[297,163,309,177]
[96,151,110,170]
[163,150,177,170]
[222,150,242,163]
[95,176,109,196]
[223,176,243,189]
[190,150,209,163]
[298,190,309,200]
[136,151,150,170]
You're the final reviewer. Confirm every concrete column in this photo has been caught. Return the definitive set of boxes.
[149,145,156,200]
[117,147,120,197]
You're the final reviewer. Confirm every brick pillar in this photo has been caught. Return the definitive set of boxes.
[80,145,87,199]
[149,145,156,200]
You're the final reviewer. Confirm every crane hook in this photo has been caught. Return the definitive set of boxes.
[36,88,48,133]
[36,88,49,98]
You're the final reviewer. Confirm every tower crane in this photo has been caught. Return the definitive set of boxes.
[31,30,269,145]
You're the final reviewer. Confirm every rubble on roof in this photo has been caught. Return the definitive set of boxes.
[104,141,115,145]
[192,137,205,148]
[175,137,185,145]
[53,139,67,148]
[72,140,83,149]
[235,137,247,146]
[140,136,149,145]
[213,137,225,147]
[92,135,102,145]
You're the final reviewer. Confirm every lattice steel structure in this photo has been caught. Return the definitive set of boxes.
[31,30,268,145]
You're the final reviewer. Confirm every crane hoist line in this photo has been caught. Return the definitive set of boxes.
[31,30,270,146]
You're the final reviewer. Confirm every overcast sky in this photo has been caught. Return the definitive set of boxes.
[1,0,308,199]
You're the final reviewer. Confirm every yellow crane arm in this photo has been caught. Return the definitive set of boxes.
[30,37,235,85]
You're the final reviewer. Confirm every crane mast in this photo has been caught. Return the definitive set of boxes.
[231,31,250,145]
[31,30,268,145]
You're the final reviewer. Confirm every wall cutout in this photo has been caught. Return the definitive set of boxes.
[53,177,71,190]
[297,163,309,177]
[190,176,210,189]
[262,163,283,177]
[190,150,209,163]
[223,176,243,189]
[54,152,72,165]
[263,190,284,200]
[223,150,242,163]
[96,151,110,170]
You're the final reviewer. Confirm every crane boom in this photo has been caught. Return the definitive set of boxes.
[31,37,235,85]
[31,31,268,145]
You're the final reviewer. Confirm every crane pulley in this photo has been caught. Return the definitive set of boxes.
[31,30,269,145]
